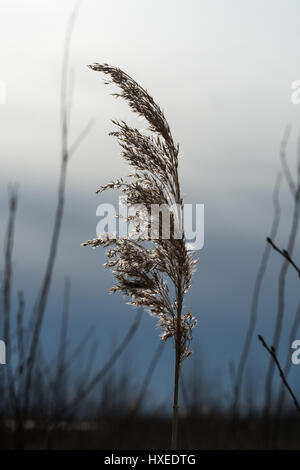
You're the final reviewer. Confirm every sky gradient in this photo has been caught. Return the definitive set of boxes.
[1,0,300,408]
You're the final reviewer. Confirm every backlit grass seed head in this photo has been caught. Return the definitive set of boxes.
[82,63,197,363]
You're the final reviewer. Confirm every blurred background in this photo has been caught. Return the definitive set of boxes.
[1,0,300,449]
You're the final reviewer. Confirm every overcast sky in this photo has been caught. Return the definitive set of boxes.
[2,0,300,406]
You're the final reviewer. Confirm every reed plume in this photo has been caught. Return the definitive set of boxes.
[82,63,197,449]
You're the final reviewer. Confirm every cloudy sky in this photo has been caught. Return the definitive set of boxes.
[1,0,300,406]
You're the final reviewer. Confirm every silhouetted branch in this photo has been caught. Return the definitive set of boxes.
[53,278,71,409]
[232,172,282,412]
[133,341,165,412]
[58,308,143,416]
[69,119,94,157]
[16,290,25,377]
[266,237,300,278]
[270,302,300,448]
[3,187,18,407]
[110,341,165,444]
[3,186,18,361]
[278,302,300,412]
[23,0,90,417]
[44,325,95,378]
[75,340,99,397]
[280,125,295,197]
[258,335,300,413]
[264,132,300,413]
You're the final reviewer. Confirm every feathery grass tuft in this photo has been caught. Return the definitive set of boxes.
[82,63,197,449]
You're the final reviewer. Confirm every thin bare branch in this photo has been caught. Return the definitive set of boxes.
[57,308,143,417]
[16,290,25,377]
[69,119,94,158]
[280,125,295,197]
[232,172,282,412]
[264,162,300,412]
[258,335,300,413]
[266,237,300,278]
[23,1,84,416]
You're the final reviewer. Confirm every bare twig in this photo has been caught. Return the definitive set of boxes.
[16,290,25,377]
[264,131,300,413]
[3,187,18,363]
[111,341,165,445]
[53,278,71,410]
[280,125,295,197]
[2,187,18,408]
[69,119,94,158]
[44,325,95,378]
[23,0,90,417]
[56,308,143,417]
[271,302,300,447]
[133,341,165,413]
[233,172,282,413]
[258,335,300,413]
[266,237,300,278]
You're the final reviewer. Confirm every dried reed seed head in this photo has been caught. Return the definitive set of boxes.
[83,63,197,362]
